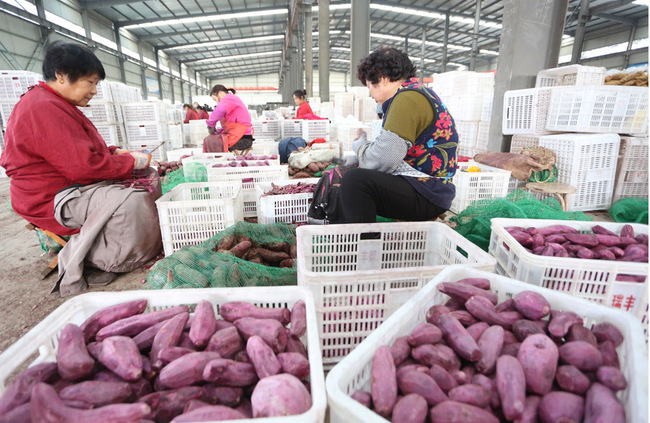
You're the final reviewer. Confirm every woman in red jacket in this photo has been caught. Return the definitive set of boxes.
[183,103,200,123]
[293,89,324,120]
[0,41,161,296]
[197,106,210,120]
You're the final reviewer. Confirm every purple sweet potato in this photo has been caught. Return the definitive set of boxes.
[158,351,222,389]
[545,233,567,244]
[285,333,308,358]
[495,355,526,421]
[429,401,498,423]
[438,282,498,305]
[559,341,603,371]
[556,365,591,394]
[80,299,148,342]
[396,370,448,406]
[289,300,306,337]
[351,390,372,408]
[509,230,534,246]
[370,346,398,417]
[57,323,95,381]
[636,233,649,245]
[621,243,648,262]
[31,383,150,423]
[449,310,478,327]
[189,300,218,349]
[594,234,623,247]
[171,405,247,422]
[592,225,617,236]
[451,369,469,385]
[429,364,458,393]
[514,395,541,423]
[513,291,550,320]
[476,325,504,375]
[456,277,491,290]
[202,358,258,386]
[512,319,545,342]
[532,233,545,249]
[472,373,500,409]
[158,346,194,366]
[495,298,516,313]
[517,334,558,395]
[390,336,411,366]
[591,322,624,347]
[250,374,312,417]
[596,366,627,391]
[234,317,287,353]
[139,386,204,422]
[537,225,579,236]
[229,240,252,258]
[277,352,310,380]
[566,323,598,346]
[150,312,189,369]
[0,402,30,423]
[59,381,132,407]
[465,295,521,329]
[201,384,243,407]
[436,313,482,362]
[448,384,490,408]
[391,393,428,423]
[466,321,490,342]
[132,319,170,351]
[620,224,635,238]
[98,336,143,381]
[501,341,521,357]
[205,326,244,359]
[96,305,189,341]
[584,382,626,423]
[246,335,281,379]
[444,297,464,311]
[564,233,599,247]
[0,362,57,415]
[548,310,583,338]
[538,391,584,423]
[408,323,443,346]
[598,341,621,368]
[183,399,211,414]
[426,305,451,325]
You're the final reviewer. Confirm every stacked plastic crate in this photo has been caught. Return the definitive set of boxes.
[122,100,170,161]
[431,71,494,158]
[82,82,126,148]
[0,70,40,135]
[251,119,281,141]
[167,104,184,150]
[188,119,208,147]
[503,64,648,210]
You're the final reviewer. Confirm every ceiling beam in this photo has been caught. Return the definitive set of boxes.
[115,5,286,28]
[82,0,143,10]
[159,33,285,51]
[594,12,636,25]
[371,17,500,40]
[589,0,636,15]
[137,19,288,41]
[194,59,282,73]
[369,0,502,27]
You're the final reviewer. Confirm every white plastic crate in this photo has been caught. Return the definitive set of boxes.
[444,94,485,121]
[455,120,479,150]
[348,87,370,100]
[536,64,606,88]
[354,97,378,122]
[490,218,648,333]
[509,133,543,153]
[281,119,303,138]
[189,119,208,134]
[0,101,16,125]
[0,286,326,423]
[476,120,490,152]
[326,265,648,423]
[334,93,355,118]
[480,91,494,122]
[167,108,184,124]
[165,147,202,162]
[127,140,167,162]
[251,140,280,156]
[78,102,122,124]
[156,182,243,255]
[168,124,183,149]
[450,161,512,213]
[614,136,649,201]
[125,122,169,144]
[93,80,112,102]
[122,101,168,123]
[252,120,281,140]
[539,133,620,211]
[302,120,330,142]
[546,85,648,134]
[452,71,495,96]
[296,222,496,368]
[336,124,371,152]
[0,70,39,101]
[208,165,289,217]
[307,97,321,113]
[502,87,554,135]
[95,124,126,148]
[256,178,319,224]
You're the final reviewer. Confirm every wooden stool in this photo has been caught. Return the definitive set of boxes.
[525,182,576,212]
[25,223,68,279]
[230,147,251,157]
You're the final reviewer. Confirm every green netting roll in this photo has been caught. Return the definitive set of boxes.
[161,168,187,194]
[609,197,649,224]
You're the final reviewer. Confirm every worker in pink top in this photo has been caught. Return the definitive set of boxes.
[204,85,254,152]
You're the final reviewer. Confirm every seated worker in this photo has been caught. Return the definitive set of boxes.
[335,46,458,223]
[183,103,200,123]
[204,85,254,153]
[0,41,162,296]
[197,105,210,120]
[293,89,324,120]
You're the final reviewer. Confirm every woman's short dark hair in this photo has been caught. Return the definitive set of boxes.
[293,89,307,99]
[356,46,416,86]
[42,40,106,83]
[211,84,236,96]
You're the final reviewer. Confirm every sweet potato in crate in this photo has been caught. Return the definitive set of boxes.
[256,179,319,225]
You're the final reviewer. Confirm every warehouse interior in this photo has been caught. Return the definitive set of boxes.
[0,0,648,421]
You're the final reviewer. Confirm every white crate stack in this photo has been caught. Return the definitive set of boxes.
[613,136,649,201]
[79,101,125,148]
[353,97,378,122]
[251,119,281,140]
[302,120,330,143]
[334,93,354,120]
[336,123,371,153]
[94,124,126,148]
[188,119,208,146]
[450,161,512,214]
[167,104,184,124]
[319,101,335,122]
[0,70,40,127]
[167,124,183,150]
[122,100,170,161]
[307,96,321,113]
[281,118,303,138]
[0,125,4,178]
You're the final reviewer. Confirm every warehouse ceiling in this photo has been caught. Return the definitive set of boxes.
[81,0,648,80]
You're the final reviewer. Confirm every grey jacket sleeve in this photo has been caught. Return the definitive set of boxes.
[353,130,412,174]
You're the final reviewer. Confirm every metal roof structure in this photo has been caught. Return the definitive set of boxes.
[81,0,648,80]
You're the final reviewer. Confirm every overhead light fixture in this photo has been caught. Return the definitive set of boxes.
[370,33,470,51]
[632,0,648,6]
[190,50,282,64]
[166,34,284,51]
[123,9,287,29]
[331,59,349,63]
[370,4,501,29]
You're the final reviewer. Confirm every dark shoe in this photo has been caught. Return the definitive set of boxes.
[85,268,117,286]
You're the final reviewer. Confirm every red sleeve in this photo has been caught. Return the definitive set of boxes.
[296,102,312,119]
[184,109,192,123]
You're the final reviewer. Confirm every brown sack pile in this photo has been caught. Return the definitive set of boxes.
[473,147,556,181]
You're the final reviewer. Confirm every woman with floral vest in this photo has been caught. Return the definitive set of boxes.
[337,46,458,223]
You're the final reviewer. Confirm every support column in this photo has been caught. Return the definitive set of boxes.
[179,62,185,103]
[155,48,163,100]
[318,0,330,100]
[441,13,449,73]
[34,0,50,50]
[195,71,199,96]
[404,37,408,54]
[81,9,96,50]
[304,2,313,97]
[350,0,370,87]
[469,0,482,71]
[570,0,590,64]
[420,27,426,81]
[115,27,127,83]
[623,18,638,69]
[137,42,148,100]
[489,0,569,152]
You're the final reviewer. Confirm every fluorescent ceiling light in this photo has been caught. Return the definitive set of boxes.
[331,47,351,52]
[632,0,648,5]
[123,9,287,29]
[480,49,499,56]
[409,56,437,63]
[370,4,501,29]
[191,50,282,64]
[166,34,284,51]
[331,58,349,63]
[370,33,470,51]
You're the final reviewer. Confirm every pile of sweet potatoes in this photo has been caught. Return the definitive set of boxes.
[263,182,316,196]
[0,299,312,423]
[212,235,296,268]
[153,161,182,177]
[352,277,628,423]
[288,161,332,178]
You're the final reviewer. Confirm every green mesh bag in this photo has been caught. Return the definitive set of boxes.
[36,229,70,255]
[146,221,297,289]
[609,197,649,224]
[450,189,593,251]
[161,168,187,194]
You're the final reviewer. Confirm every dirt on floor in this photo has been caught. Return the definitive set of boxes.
[0,177,151,355]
